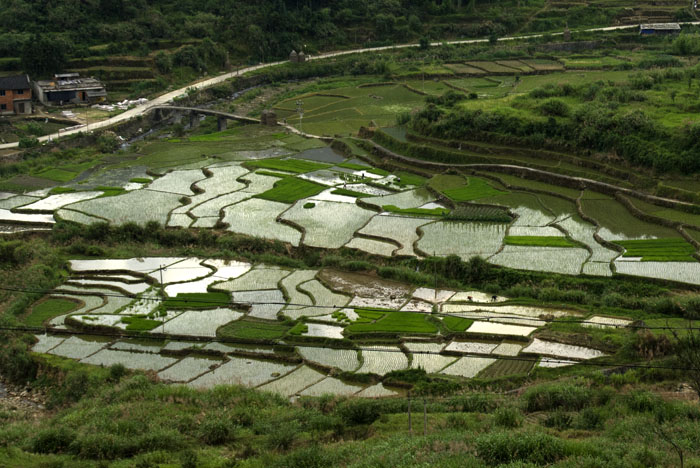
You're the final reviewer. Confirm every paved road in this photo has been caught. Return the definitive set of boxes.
[2,20,698,150]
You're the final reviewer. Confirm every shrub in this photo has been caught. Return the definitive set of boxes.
[181,450,198,468]
[336,399,381,425]
[266,421,299,451]
[626,390,661,412]
[544,410,573,430]
[476,431,567,465]
[448,393,496,412]
[109,363,127,382]
[523,383,591,412]
[198,419,234,445]
[31,427,76,454]
[18,136,40,148]
[494,406,523,428]
[273,445,337,468]
[539,99,569,117]
[575,407,605,430]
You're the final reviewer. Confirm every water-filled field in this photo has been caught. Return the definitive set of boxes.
[28,256,622,396]
[4,126,697,286]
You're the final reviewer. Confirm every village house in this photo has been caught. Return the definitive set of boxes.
[32,73,107,106]
[0,74,33,116]
[639,23,681,35]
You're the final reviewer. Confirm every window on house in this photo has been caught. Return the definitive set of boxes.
[0,104,6,110]
[0,90,5,96]
[16,89,23,95]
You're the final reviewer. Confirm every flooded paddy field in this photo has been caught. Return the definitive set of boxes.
[27,256,624,396]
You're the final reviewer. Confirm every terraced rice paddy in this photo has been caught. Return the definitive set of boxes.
[405,342,457,373]
[68,190,184,225]
[222,199,302,245]
[257,365,326,396]
[214,267,290,291]
[357,346,408,374]
[189,357,297,389]
[83,349,178,371]
[157,357,223,382]
[302,323,345,339]
[466,321,537,337]
[417,222,507,259]
[358,215,428,256]
[300,377,363,396]
[283,201,374,248]
[297,346,359,372]
[344,237,396,256]
[613,261,700,285]
[159,309,244,337]
[522,338,606,360]
[490,245,590,275]
[441,356,496,377]
[231,289,285,319]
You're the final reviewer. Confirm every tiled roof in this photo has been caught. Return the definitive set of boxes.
[0,74,30,90]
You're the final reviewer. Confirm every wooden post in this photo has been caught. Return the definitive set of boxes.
[408,391,412,436]
[423,398,427,436]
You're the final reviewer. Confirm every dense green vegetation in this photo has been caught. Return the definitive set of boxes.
[409,61,700,173]
[615,238,698,261]
[347,309,438,334]
[432,176,506,202]
[245,159,329,174]
[25,298,80,327]
[504,236,578,248]
[163,292,231,309]
[218,319,291,340]
[382,204,450,217]
[256,177,326,203]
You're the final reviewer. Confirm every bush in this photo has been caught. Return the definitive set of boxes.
[31,427,76,454]
[539,99,569,117]
[266,421,299,451]
[273,445,337,468]
[626,390,661,413]
[109,363,127,382]
[575,407,605,430]
[336,399,381,425]
[523,383,591,412]
[18,136,40,148]
[544,410,573,430]
[494,406,523,428]
[476,431,567,465]
[198,419,233,445]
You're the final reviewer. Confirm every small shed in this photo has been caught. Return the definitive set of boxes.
[639,23,681,35]
[260,109,277,126]
[297,51,306,63]
[289,50,298,63]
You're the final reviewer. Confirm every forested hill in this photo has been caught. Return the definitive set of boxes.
[2,0,693,77]
[3,0,520,65]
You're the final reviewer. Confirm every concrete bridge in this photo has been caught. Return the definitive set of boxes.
[147,105,333,142]
[147,105,259,131]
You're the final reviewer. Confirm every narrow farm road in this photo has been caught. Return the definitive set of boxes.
[1,21,698,151]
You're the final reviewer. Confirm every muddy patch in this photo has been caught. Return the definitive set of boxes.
[318,268,412,301]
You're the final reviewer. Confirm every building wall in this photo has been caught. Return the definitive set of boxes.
[0,88,32,115]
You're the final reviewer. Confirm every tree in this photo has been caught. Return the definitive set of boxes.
[21,34,68,77]
[672,325,700,399]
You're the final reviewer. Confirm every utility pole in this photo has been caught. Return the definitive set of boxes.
[433,251,437,303]
[408,391,413,436]
[159,265,165,333]
[296,100,304,133]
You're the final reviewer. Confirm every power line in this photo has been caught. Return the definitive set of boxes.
[2,284,699,331]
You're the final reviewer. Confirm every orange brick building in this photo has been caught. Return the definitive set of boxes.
[0,74,32,116]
